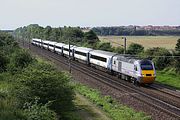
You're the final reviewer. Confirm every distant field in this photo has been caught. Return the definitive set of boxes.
[99,36,180,50]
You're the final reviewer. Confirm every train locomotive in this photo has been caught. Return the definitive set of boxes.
[32,38,156,85]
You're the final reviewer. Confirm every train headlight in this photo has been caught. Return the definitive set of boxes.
[141,74,145,77]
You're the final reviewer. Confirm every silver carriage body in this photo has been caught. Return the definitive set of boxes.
[89,50,117,69]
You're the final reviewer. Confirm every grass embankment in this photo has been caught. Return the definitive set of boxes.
[156,69,180,90]
[73,82,151,120]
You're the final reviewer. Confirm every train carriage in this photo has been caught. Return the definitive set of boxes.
[89,50,117,69]
[54,43,66,54]
[42,40,51,49]
[48,41,57,52]
[74,47,93,64]
[63,45,77,57]
[32,38,42,46]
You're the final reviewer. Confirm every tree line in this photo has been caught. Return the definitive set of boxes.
[92,27,180,36]
[13,24,99,45]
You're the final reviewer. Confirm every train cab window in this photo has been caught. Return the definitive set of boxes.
[140,60,153,70]
[114,61,116,64]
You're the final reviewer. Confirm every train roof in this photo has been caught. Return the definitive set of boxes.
[74,47,93,52]
[55,42,66,47]
[32,38,41,42]
[63,44,77,49]
[89,50,117,57]
[114,54,140,63]
[48,41,57,45]
[42,40,51,43]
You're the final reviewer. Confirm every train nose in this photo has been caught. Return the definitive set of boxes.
[141,70,155,84]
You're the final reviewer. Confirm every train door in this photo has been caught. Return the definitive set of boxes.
[134,64,139,78]
[118,62,122,72]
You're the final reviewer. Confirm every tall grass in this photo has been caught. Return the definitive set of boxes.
[156,69,180,89]
[73,82,151,120]
[0,97,25,120]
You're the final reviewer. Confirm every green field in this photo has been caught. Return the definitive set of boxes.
[99,36,180,50]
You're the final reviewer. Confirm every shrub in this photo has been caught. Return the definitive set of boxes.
[127,43,144,55]
[0,32,16,47]
[175,39,180,72]
[0,52,9,72]
[95,42,114,52]
[7,49,34,73]
[175,57,180,73]
[14,61,75,116]
[114,46,124,54]
[84,30,99,44]
[175,38,180,53]
[143,47,172,70]
[12,49,34,68]
[0,97,25,120]
[24,99,57,120]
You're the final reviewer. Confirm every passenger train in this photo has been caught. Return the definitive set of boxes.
[32,38,156,85]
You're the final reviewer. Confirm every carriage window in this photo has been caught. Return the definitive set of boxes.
[64,48,72,52]
[91,55,107,62]
[55,46,61,49]
[114,61,116,64]
[43,43,48,45]
[49,44,54,47]
[75,51,86,56]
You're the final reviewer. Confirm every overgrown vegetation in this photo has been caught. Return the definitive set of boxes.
[0,31,76,120]
[73,82,151,120]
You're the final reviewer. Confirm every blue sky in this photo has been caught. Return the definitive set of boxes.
[0,0,180,30]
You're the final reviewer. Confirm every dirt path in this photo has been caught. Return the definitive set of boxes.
[74,93,111,120]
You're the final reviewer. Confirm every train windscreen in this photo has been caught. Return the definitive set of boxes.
[140,60,153,70]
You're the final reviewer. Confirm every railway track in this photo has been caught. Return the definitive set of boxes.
[21,42,180,119]
[149,84,180,99]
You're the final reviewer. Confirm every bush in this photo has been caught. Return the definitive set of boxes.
[0,97,25,120]
[175,39,180,72]
[127,43,144,55]
[175,38,180,53]
[12,49,34,68]
[84,30,99,44]
[8,49,34,73]
[175,57,180,73]
[114,46,124,54]
[0,52,9,72]
[14,61,75,116]
[0,32,16,47]
[143,47,172,70]
[24,99,57,120]
[95,42,114,52]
